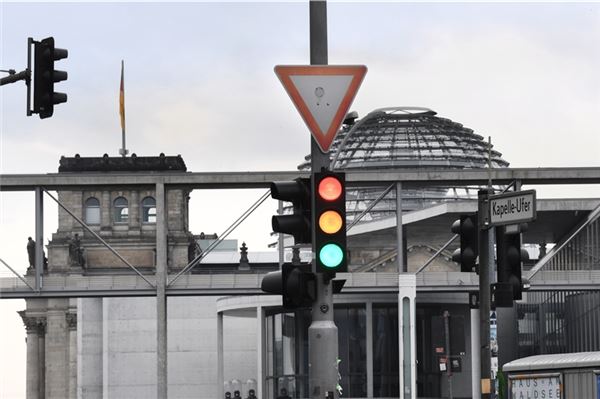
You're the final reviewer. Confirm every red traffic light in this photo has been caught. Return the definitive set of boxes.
[318,176,342,201]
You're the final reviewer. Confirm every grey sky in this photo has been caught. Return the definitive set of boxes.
[1,2,600,397]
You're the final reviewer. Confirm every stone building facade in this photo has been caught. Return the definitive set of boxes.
[17,155,229,399]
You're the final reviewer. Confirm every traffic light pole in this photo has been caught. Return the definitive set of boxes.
[308,1,339,398]
[478,189,492,399]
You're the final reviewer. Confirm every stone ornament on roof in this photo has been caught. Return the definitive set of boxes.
[58,153,187,172]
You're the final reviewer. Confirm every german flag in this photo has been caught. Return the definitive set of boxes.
[119,60,125,134]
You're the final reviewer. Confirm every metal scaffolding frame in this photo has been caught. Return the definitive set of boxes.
[2,167,600,398]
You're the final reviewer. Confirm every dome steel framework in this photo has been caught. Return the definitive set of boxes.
[298,107,510,222]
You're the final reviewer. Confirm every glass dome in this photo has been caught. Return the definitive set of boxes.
[298,107,509,222]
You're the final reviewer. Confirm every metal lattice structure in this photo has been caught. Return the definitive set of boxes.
[298,107,510,222]
[529,204,600,278]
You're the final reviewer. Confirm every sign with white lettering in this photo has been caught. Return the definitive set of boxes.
[489,190,536,226]
[509,373,562,399]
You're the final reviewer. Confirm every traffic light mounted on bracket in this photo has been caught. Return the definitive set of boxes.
[495,224,529,306]
[314,171,347,274]
[261,263,316,309]
[451,214,479,273]
[270,178,311,244]
[33,37,68,119]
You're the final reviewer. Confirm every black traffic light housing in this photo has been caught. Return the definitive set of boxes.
[270,178,311,244]
[495,224,529,306]
[33,37,68,119]
[314,171,347,274]
[451,214,479,273]
[261,263,316,309]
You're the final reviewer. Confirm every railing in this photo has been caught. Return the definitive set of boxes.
[517,290,600,357]
[529,203,600,279]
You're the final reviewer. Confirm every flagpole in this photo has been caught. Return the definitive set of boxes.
[119,59,128,157]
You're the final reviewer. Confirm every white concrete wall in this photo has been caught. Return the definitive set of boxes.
[223,312,258,396]
[77,296,258,399]
[104,297,157,398]
[78,298,103,399]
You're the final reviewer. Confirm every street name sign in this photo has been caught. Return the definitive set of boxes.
[489,190,536,226]
[275,65,367,152]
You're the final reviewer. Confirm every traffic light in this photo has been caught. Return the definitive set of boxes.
[33,37,68,119]
[496,225,529,304]
[261,263,316,309]
[451,215,479,273]
[314,171,347,274]
[270,178,311,244]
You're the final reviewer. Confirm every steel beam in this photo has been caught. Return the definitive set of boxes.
[3,167,600,191]
[1,280,599,299]
[156,182,168,398]
[35,187,43,290]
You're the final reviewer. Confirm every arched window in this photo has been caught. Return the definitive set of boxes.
[142,196,156,223]
[113,197,129,223]
[85,197,100,225]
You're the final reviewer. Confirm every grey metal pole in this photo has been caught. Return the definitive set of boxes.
[278,200,284,267]
[0,69,29,86]
[396,182,405,272]
[35,187,43,290]
[156,182,168,398]
[470,299,481,398]
[478,189,492,399]
[444,310,453,399]
[308,1,339,398]
[217,312,224,398]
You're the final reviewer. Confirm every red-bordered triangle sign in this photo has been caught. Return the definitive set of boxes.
[275,65,367,152]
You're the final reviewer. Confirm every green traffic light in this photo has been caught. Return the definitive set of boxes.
[319,243,344,268]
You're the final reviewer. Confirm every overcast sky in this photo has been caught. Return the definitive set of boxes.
[1,2,600,397]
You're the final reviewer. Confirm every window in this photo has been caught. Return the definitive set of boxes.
[142,196,156,223]
[113,197,128,223]
[84,197,101,225]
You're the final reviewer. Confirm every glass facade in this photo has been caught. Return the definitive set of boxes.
[266,304,386,398]
[265,311,309,399]
[335,306,367,397]
[373,304,399,397]
[263,302,475,398]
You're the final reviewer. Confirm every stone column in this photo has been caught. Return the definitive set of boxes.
[19,312,47,399]
[67,312,77,399]
[129,190,140,232]
[100,191,111,234]
[45,299,69,399]
[39,324,46,399]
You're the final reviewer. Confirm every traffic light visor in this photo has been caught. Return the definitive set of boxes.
[318,177,342,201]
[319,243,344,268]
[318,210,343,234]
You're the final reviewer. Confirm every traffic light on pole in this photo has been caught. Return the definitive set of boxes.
[314,171,347,274]
[33,37,68,119]
[496,225,529,305]
[261,264,316,309]
[451,215,479,273]
[270,178,311,244]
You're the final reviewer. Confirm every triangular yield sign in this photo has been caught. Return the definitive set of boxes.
[275,65,367,153]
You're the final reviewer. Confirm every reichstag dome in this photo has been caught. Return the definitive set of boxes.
[299,107,509,222]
